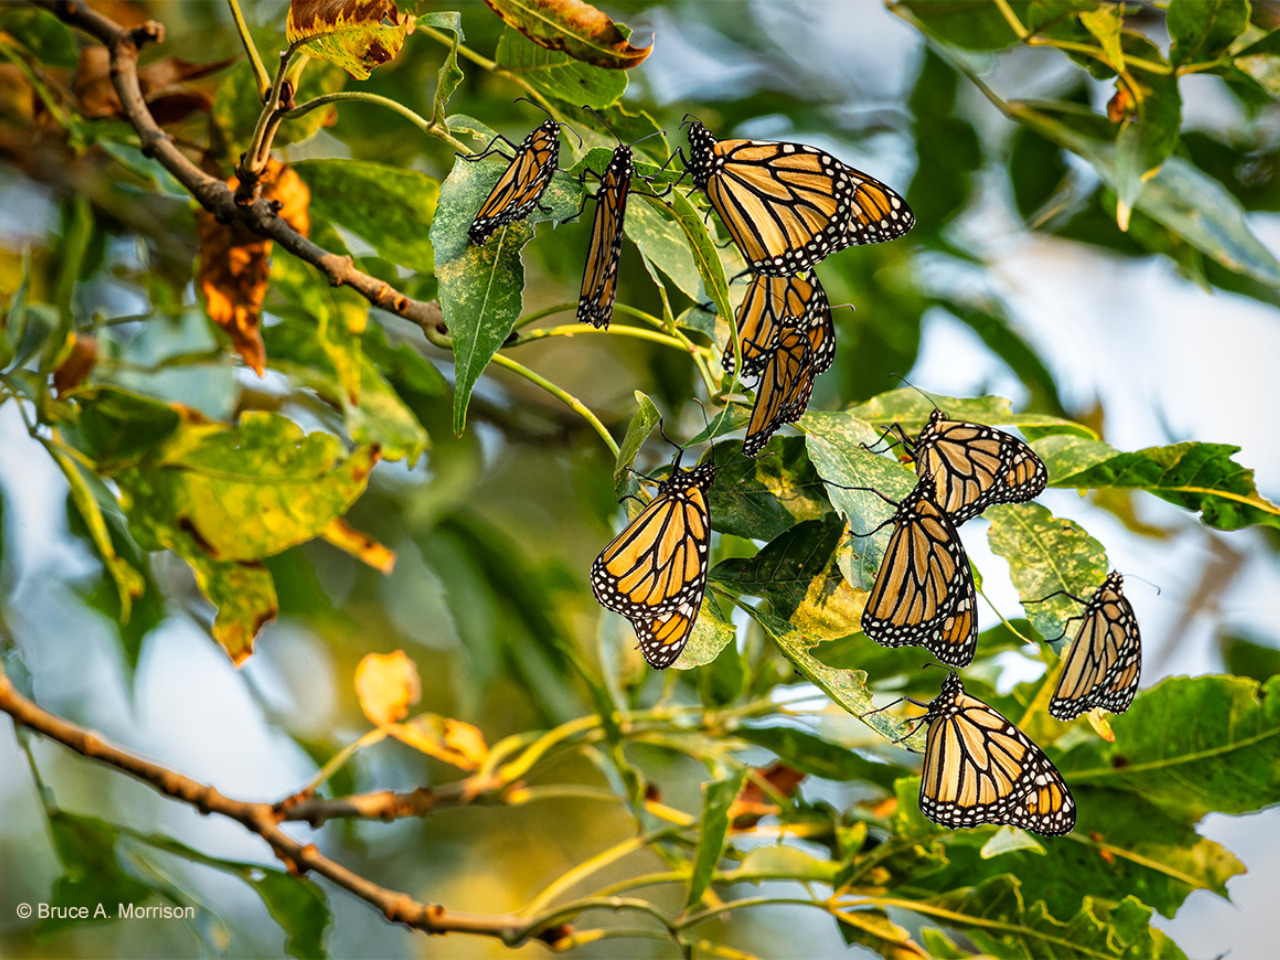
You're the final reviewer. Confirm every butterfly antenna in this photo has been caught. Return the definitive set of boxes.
[887,373,940,413]
[679,113,701,130]
[1023,588,1087,606]
[1118,572,1162,596]
[655,416,686,469]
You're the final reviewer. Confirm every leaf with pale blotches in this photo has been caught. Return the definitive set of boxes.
[482,0,651,69]
[287,0,414,81]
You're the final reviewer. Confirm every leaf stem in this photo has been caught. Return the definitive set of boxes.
[242,46,297,178]
[300,728,388,795]
[416,24,561,121]
[510,324,694,352]
[488,353,619,456]
[225,0,269,98]
[282,91,470,153]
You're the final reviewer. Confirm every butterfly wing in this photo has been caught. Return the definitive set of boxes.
[742,322,815,459]
[630,600,701,669]
[591,462,715,621]
[688,124,913,277]
[861,488,978,667]
[913,411,1047,525]
[577,146,633,329]
[470,121,560,245]
[1049,573,1141,720]
[723,271,835,381]
[920,673,1076,836]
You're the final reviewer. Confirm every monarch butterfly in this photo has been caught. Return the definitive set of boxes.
[893,409,1047,525]
[917,671,1076,836]
[742,322,816,459]
[1048,572,1141,720]
[859,484,978,667]
[465,118,561,245]
[722,271,836,381]
[683,117,914,277]
[591,456,716,668]
[577,143,633,329]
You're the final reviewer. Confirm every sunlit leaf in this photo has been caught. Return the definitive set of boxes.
[672,592,736,670]
[1168,0,1250,67]
[494,27,626,109]
[287,0,413,81]
[390,713,489,770]
[482,0,652,69]
[355,650,420,725]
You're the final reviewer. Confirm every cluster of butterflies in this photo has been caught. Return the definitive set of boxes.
[461,108,1144,838]
[464,104,914,456]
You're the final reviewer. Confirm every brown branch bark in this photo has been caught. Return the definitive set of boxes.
[275,775,510,827]
[32,0,445,339]
[0,668,544,944]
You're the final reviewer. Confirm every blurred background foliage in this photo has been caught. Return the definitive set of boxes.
[3,0,1280,957]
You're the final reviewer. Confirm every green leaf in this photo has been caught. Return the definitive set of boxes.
[979,825,1046,859]
[709,437,831,542]
[1062,674,1280,818]
[0,6,78,68]
[0,247,31,371]
[846,388,1093,440]
[986,502,1109,643]
[293,160,439,274]
[1113,36,1182,229]
[1080,5,1125,71]
[41,812,158,936]
[907,49,982,230]
[1219,632,1280,683]
[658,190,733,338]
[613,390,661,491]
[431,149,581,435]
[272,254,371,402]
[265,317,430,465]
[1036,434,1280,530]
[72,386,182,472]
[494,27,626,109]
[286,0,412,81]
[896,0,1021,50]
[421,11,464,125]
[1009,98,1280,286]
[1168,0,1250,67]
[625,198,705,304]
[118,412,378,561]
[687,770,745,908]
[735,725,902,789]
[45,442,144,622]
[247,870,331,959]
[724,845,841,884]
[181,548,278,664]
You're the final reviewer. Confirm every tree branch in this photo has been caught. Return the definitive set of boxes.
[274,775,509,827]
[32,0,444,338]
[0,668,552,944]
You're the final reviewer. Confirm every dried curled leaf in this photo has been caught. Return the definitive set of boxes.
[482,0,652,69]
[53,334,97,395]
[287,0,414,81]
[195,159,310,375]
[728,762,806,830]
[389,714,489,771]
[355,650,420,726]
[76,47,235,124]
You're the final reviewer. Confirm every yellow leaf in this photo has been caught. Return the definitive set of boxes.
[1087,708,1116,742]
[321,517,396,573]
[354,650,420,726]
[389,714,488,771]
[286,0,414,81]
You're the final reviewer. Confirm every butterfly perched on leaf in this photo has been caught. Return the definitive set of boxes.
[858,485,978,667]
[916,672,1076,836]
[464,119,560,245]
[591,457,716,669]
[576,143,634,329]
[742,322,818,459]
[1049,572,1142,720]
[892,409,1047,525]
[683,117,914,277]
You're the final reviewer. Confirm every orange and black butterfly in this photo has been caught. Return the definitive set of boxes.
[576,143,634,329]
[591,453,716,668]
[683,117,913,277]
[465,118,561,245]
[915,672,1076,835]
[742,322,817,459]
[722,271,836,381]
[1048,572,1142,720]
[893,409,1047,525]
[857,484,978,667]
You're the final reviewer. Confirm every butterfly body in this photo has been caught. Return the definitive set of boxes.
[591,460,717,668]
[577,144,634,330]
[860,486,978,667]
[685,120,913,277]
[920,672,1076,836]
[1049,572,1141,720]
[906,409,1047,525]
[468,119,560,246]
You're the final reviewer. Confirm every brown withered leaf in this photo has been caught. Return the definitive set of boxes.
[320,517,396,572]
[53,335,98,396]
[76,47,236,124]
[287,0,414,81]
[195,159,310,375]
[728,762,806,830]
[483,0,652,69]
